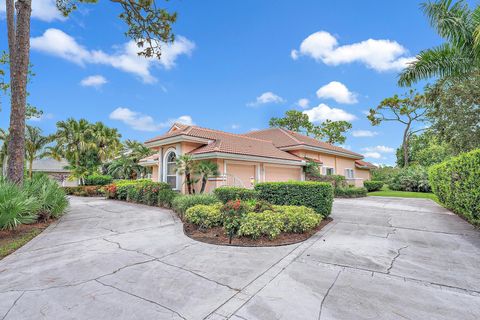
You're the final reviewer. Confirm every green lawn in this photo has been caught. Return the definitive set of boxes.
[0,228,44,260]
[368,186,440,204]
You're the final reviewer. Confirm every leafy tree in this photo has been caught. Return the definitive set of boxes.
[395,131,453,167]
[25,126,53,178]
[398,0,480,86]
[269,110,352,145]
[195,161,219,194]
[368,90,428,167]
[4,0,177,184]
[176,155,198,194]
[107,156,144,180]
[425,73,480,154]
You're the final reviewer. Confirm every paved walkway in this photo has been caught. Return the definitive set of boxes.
[0,196,479,319]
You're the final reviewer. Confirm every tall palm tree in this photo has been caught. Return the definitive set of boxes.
[25,125,53,178]
[398,0,480,86]
[195,161,219,193]
[124,139,153,161]
[175,155,198,194]
[92,122,122,163]
[54,118,95,169]
[107,156,143,179]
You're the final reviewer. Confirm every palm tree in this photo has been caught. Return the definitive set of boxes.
[124,139,153,161]
[24,125,52,178]
[0,128,9,176]
[92,122,122,162]
[175,155,198,194]
[195,161,219,193]
[398,0,480,86]
[107,156,143,179]
[54,118,95,169]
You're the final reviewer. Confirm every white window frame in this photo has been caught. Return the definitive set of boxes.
[163,149,178,190]
[345,168,355,179]
[322,166,335,175]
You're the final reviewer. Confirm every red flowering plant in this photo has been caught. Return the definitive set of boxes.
[221,199,249,244]
[103,184,117,199]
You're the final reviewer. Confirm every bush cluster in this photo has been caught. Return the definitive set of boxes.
[185,201,322,240]
[254,181,333,216]
[0,174,69,230]
[334,187,368,198]
[305,174,347,189]
[63,186,104,197]
[105,180,178,208]
[429,149,480,225]
[363,181,384,192]
[213,187,258,203]
[172,194,219,216]
[84,174,113,186]
[388,166,431,192]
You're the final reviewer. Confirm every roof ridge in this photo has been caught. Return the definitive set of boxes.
[187,124,275,143]
[278,128,303,144]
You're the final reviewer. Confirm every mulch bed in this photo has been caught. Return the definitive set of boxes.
[0,220,55,259]
[183,217,332,247]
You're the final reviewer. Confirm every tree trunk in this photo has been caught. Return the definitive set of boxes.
[6,0,32,184]
[200,176,207,194]
[185,172,192,194]
[29,157,33,178]
[402,123,411,168]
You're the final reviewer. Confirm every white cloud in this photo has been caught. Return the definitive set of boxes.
[247,91,285,106]
[291,31,415,72]
[316,81,357,104]
[0,0,65,22]
[80,75,107,88]
[30,28,195,83]
[352,130,378,137]
[231,124,240,129]
[296,98,310,109]
[303,103,356,122]
[109,107,194,132]
[364,152,382,159]
[28,113,54,122]
[363,145,394,153]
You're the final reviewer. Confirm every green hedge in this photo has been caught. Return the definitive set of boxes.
[171,194,220,216]
[105,180,178,208]
[84,174,113,186]
[429,149,480,225]
[254,181,333,216]
[63,186,104,197]
[334,187,367,198]
[388,166,431,192]
[363,181,384,192]
[213,187,258,203]
[305,174,347,189]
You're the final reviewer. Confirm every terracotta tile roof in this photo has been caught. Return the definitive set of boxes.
[139,153,160,163]
[244,128,363,158]
[355,160,377,169]
[145,123,303,162]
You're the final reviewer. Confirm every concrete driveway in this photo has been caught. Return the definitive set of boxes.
[0,196,479,320]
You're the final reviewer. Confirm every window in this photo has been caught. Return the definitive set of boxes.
[165,151,177,189]
[345,168,355,179]
[324,167,335,175]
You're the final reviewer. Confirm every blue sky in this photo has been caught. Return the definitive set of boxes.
[0,0,445,165]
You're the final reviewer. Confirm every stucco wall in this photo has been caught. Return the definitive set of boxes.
[264,165,302,182]
[151,165,159,181]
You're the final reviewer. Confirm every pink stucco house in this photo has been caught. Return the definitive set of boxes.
[141,123,376,193]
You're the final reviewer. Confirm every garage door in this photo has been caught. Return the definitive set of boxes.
[265,166,301,182]
[227,163,256,188]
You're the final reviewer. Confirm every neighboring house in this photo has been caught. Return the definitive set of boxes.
[141,123,376,193]
[31,158,78,187]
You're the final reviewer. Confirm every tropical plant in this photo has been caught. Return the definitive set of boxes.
[368,90,428,167]
[0,178,39,230]
[195,161,219,193]
[23,174,68,220]
[107,156,144,179]
[24,125,53,178]
[398,0,480,86]
[0,128,8,175]
[175,155,198,194]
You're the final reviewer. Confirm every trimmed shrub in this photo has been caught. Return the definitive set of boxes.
[238,211,283,239]
[388,166,431,192]
[213,187,258,203]
[255,181,333,216]
[172,194,220,216]
[158,188,178,208]
[185,204,223,229]
[84,174,113,186]
[63,186,104,197]
[334,187,367,198]
[221,199,249,242]
[273,205,321,233]
[429,149,480,225]
[363,181,384,192]
[305,174,347,189]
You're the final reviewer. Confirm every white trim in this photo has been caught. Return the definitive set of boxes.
[145,135,211,148]
[345,167,355,179]
[163,148,178,190]
[191,152,305,166]
[280,145,363,159]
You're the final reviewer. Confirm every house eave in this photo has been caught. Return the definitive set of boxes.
[190,152,305,166]
[280,145,363,159]
[144,135,212,148]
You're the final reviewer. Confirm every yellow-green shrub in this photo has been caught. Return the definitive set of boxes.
[238,211,283,239]
[274,205,321,233]
[185,204,223,229]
